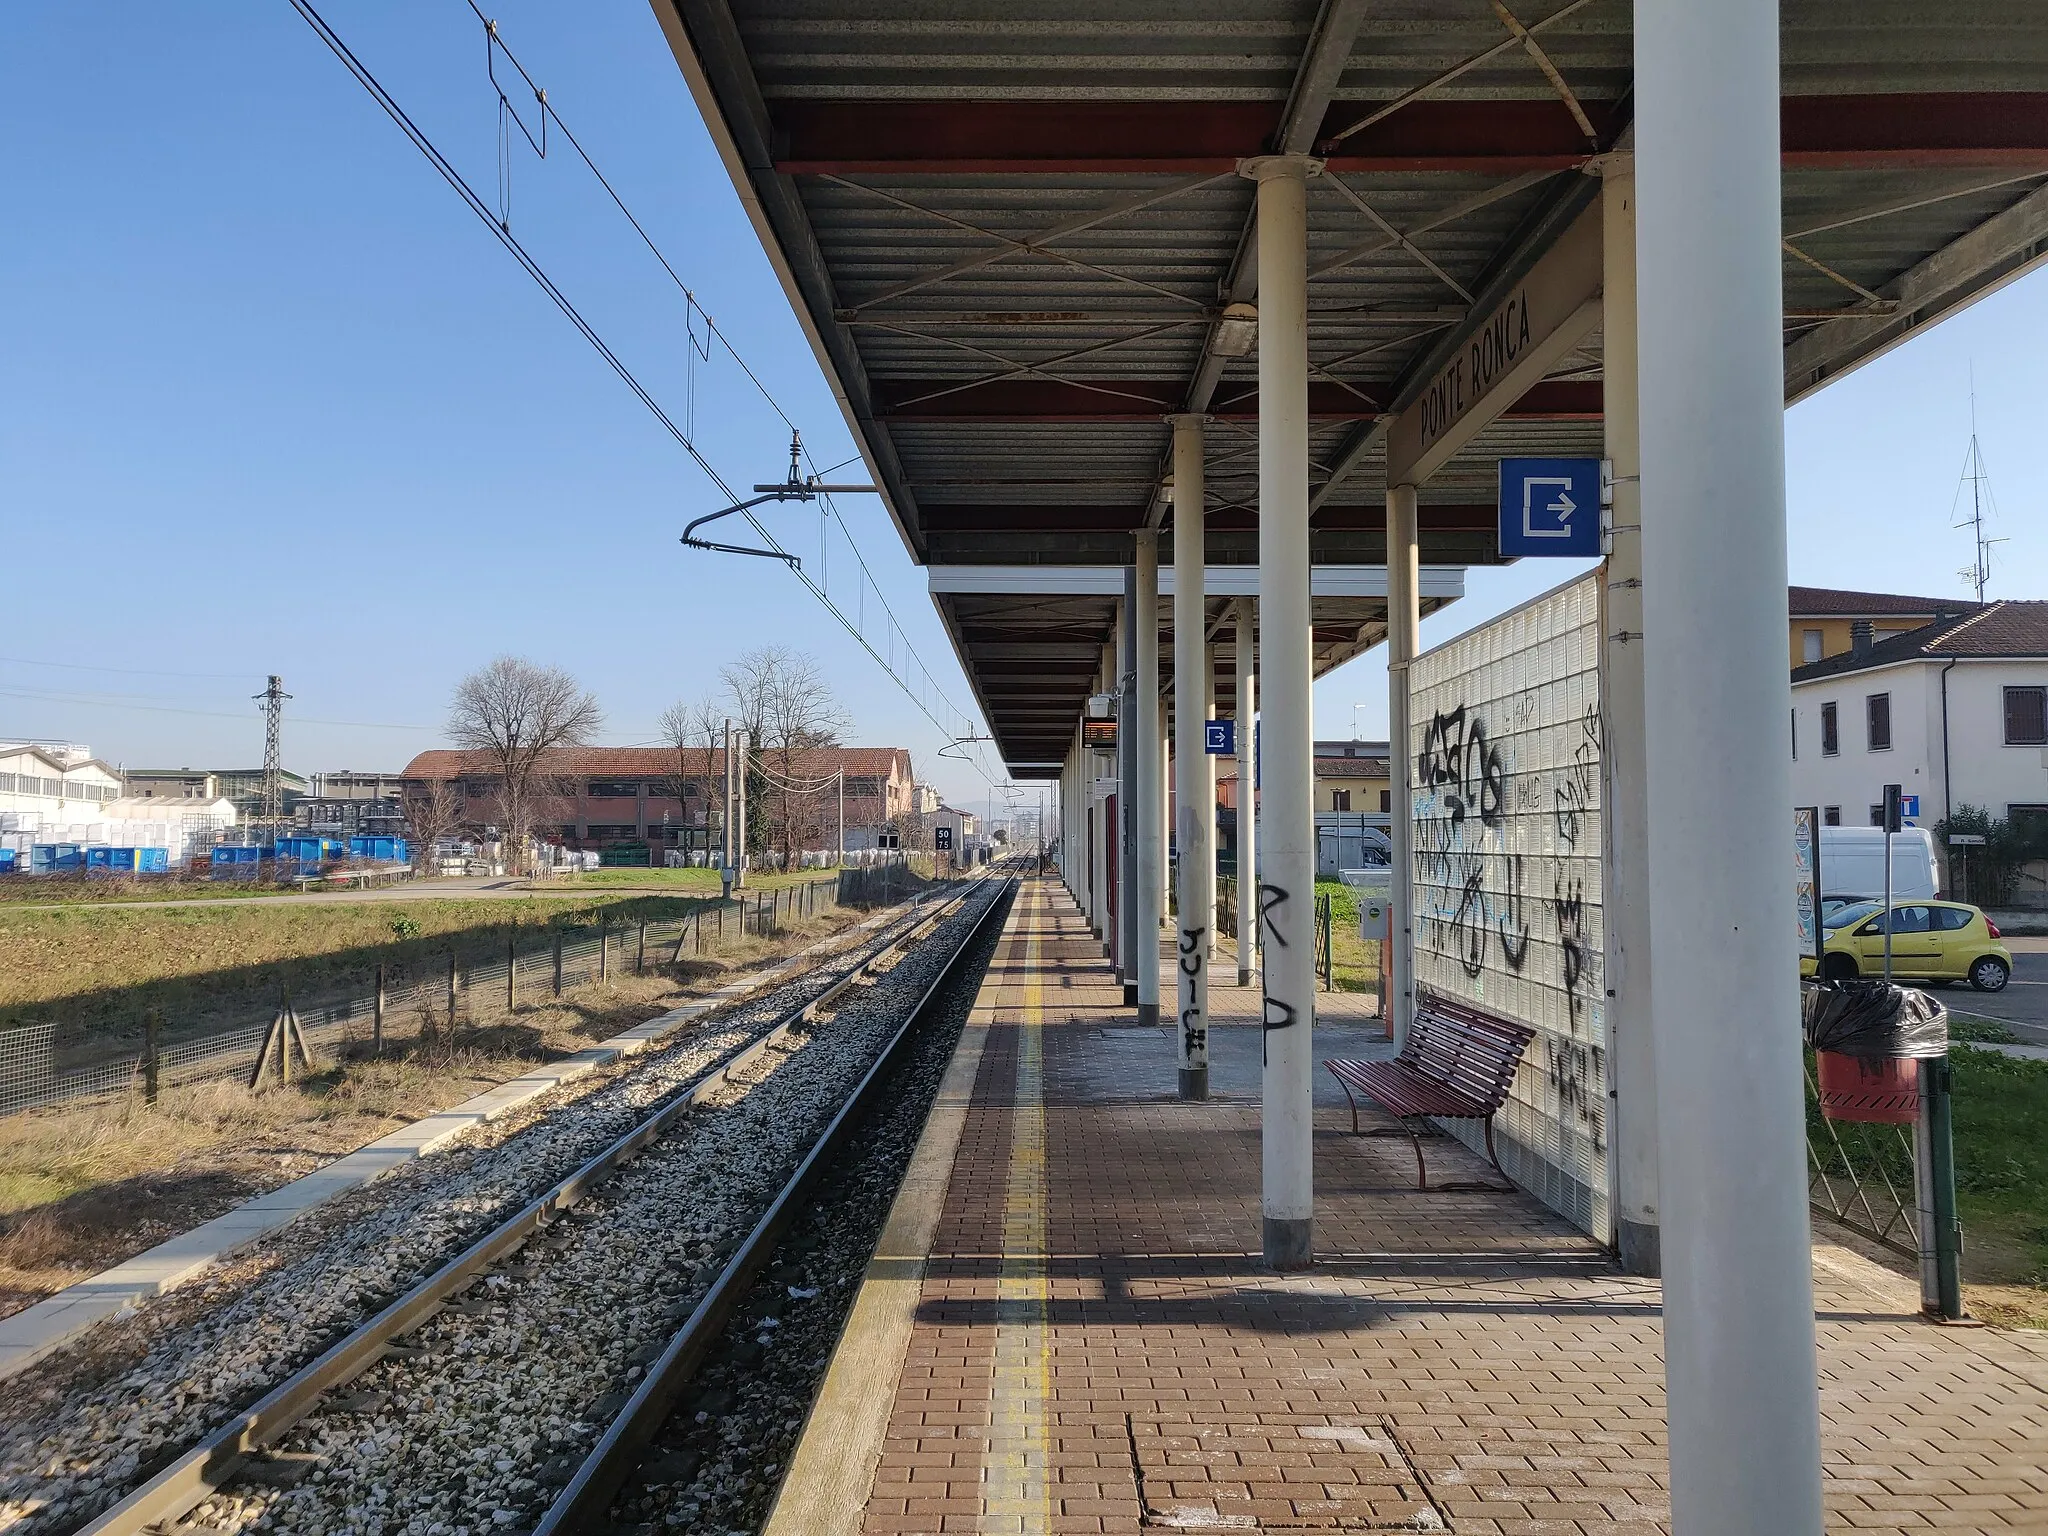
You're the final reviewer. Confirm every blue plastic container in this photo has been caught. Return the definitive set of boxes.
[89,847,171,874]
[347,835,411,863]
[0,849,16,874]
[211,844,266,878]
[31,844,84,873]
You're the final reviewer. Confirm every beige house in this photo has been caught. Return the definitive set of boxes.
[1314,739,1391,814]
[1789,586,1980,670]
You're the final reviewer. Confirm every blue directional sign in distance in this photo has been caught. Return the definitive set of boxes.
[1204,719,1235,756]
[1498,457,1603,557]
[1901,794,1920,821]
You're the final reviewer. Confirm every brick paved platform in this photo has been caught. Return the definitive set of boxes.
[772,879,2048,1536]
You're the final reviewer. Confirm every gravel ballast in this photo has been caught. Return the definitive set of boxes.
[179,883,1004,1536]
[602,885,1003,1535]
[0,890,987,1536]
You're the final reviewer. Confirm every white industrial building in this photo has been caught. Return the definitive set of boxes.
[0,741,237,864]
[1789,601,2048,849]
[0,742,123,820]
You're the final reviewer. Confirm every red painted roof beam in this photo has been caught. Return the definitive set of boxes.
[774,95,2048,174]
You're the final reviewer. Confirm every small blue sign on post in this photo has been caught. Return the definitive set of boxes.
[1901,793,1920,821]
[1498,457,1603,557]
[1204,719,1235,755]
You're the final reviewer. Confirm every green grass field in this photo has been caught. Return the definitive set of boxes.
[0,884,840,1055]
[1949,1044,2048,1304]
[1315,878,1383,996]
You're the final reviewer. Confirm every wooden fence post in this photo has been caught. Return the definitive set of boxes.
[507,936,517,1014]
[553,932,564,997]
[448,952,459,1028]
[374,964,386,1055]
[143,1006,160,1105]
[600,920,610,984]
[636,919,646,975]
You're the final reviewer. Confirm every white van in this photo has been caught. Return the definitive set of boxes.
[1818,825,1940,904]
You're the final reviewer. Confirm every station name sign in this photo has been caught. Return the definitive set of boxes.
[1385,195,1606,488]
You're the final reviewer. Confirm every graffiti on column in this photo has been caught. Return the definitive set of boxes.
[1257,883,1301,1067]
[1177,924,1207,1061]
[1258,882,1292,947]
[1406,577,1609,1229]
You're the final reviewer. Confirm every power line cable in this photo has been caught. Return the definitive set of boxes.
[290,0,1000,787]
[0,655,255,681]
[0,684,436,731]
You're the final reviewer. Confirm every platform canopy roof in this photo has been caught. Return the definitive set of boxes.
[652,0,2048,771]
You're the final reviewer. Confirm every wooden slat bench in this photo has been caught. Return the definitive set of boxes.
[1324,992,1535,1191]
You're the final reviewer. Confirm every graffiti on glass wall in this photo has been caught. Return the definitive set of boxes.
[1408,575,1608,1234]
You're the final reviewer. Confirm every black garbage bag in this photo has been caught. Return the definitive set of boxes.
[1802,980,1949,1059]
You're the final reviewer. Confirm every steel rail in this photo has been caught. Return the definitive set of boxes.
[535,873,1017,1534]
[72,874,999,1536]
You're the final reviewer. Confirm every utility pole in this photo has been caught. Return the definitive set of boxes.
[734,725,749,889]
[254,675,291,836]
[721,719,735,889]
[836,767,845,867]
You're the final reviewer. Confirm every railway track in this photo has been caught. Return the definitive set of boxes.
[50,871,1014,1536]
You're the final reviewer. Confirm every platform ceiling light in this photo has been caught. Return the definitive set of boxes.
[1208,302,1259,358]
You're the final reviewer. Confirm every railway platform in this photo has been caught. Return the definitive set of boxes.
[770,879,2048,1535]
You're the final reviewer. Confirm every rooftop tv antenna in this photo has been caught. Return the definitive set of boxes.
[680,430,877,566]
[1952,373,2007,602]
[255,675,291,832]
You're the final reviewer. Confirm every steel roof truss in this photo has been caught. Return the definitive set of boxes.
[874,321,1200,412]
[1319,175,1476,302]
[821,175,1210,314]
[1310,169,1561,281]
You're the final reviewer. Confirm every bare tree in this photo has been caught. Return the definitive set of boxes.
[658,695,725,860]
[721,647,848,865]
[402,778,462,874]
[448,657,602,875]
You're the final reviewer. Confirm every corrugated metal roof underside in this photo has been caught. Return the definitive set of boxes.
[663,0,2048,772]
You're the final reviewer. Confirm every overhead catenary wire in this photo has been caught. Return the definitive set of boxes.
[287,0,999,787]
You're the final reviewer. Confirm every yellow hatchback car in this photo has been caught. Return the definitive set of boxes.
[1802,900,2012,991]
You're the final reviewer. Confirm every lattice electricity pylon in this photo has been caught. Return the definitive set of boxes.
[254,675,291,832]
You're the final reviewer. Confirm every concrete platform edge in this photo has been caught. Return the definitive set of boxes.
[762,890,1016,1536]
[0,901,909,1383]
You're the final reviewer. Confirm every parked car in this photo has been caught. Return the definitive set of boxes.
[1801,899,2011,991]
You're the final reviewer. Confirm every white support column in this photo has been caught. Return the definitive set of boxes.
[1386,484,1419,1045]
[1171,413,1213,1101]
[1203,641,1219,958]
[1244,151,1319,1270]
[1135,529,1164,1026]
[1118,583,1137,995]
[1637,2,1824,1530]
[1064,738,1080,894]
[1159,694,1171,921]
[1601,149,1661,1277]
[1235,598,1259,987]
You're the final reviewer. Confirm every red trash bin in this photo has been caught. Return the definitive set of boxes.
[1814,1049,1920,1124]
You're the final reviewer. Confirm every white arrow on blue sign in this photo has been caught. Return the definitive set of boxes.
[1498,457,1604,558]
[1204,719,1235,755]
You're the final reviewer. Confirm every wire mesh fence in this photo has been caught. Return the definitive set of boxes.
[1805,1053,1920,1257]
[0,869,906,1121]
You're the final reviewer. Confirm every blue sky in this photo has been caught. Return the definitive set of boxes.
[4,5,2042,817]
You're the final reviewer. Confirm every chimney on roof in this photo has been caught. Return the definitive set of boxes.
[1851,619,1874,656]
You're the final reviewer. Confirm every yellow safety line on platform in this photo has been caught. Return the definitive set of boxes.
[984,882,1053,1534]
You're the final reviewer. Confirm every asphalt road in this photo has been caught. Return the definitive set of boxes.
[1943,935,2048,1046]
